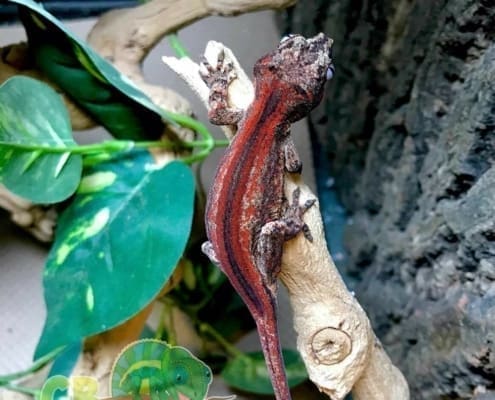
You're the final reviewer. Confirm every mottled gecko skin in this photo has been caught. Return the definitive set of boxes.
[201,34,334,400]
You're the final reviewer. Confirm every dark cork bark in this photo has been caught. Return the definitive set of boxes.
[283,1,495,399]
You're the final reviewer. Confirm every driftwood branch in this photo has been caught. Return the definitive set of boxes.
[87,0,296,76]
[0,184,56,242]
[282,179,410,400]
[163,41,410,400]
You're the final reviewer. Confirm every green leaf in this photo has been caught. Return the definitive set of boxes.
[48,342,82,378]
[34,154,195,359]
[4,0,168,140]
[221,349,308,395]
[0,76,82,203]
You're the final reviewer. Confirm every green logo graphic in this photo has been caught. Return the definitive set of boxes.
[40,340,233,400]
[41,375,98,400]
[110,339,212,400]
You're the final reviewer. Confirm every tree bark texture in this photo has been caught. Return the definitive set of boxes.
[284,1,495,399]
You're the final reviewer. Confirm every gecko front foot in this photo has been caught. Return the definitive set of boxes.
[199,49,236,88]
[199,50,244,125]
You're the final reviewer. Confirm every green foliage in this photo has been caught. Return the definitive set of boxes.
[0,3,222,375]
[0,76,82,203]
[47,343,82,400]
[170,260,255,340]
[35,155,195,359]
[47,342,82,379]
[5,0,168,140]
[221,350,308,395]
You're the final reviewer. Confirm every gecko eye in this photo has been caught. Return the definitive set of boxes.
[326,64,335,80]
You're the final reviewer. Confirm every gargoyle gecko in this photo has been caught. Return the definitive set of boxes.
[201,33,334,400]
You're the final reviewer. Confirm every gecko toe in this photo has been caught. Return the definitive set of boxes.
[216,49,225,67]
[302,224,313,242]
[302,198,316,211]
[291,187,301,204]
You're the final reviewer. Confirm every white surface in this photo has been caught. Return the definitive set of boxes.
[0,219,46,374]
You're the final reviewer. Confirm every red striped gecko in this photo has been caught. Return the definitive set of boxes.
[201,33,334,400]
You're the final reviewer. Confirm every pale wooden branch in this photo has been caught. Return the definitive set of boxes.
[282,179,410,400]
[0,184,56,242]
[87,0,296,78]
[163,41,410,400]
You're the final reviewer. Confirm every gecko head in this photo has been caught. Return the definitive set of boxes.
[253,33,334,122]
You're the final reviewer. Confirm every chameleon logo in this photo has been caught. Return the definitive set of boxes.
[110,339,213,400]
[41,340,233,400]
[41,375,98,400]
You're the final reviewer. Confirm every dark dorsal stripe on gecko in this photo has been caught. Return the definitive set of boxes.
[222,91,284,313]
[201,33,334,400]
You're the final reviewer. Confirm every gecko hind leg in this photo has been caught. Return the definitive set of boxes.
[289,187,316,242]
[199,50,244,126]
[267,187,315,242]
[257,187,316,285]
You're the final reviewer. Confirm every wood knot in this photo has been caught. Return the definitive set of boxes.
[311,327,352,365]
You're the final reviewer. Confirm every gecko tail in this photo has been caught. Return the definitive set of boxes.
[256,314,292,400]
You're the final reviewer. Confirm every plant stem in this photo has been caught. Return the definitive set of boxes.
[0,347,63,384]
[1,383,40,397]
[167,33,189,59]
[161,111,218,164]
[155,298,178,346]
[162,296,244,359]
[164,302,177,346]
[0,137,229,162]
[198,323,245,359]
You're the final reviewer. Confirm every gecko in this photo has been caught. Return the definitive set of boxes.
[200,33,334,400]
